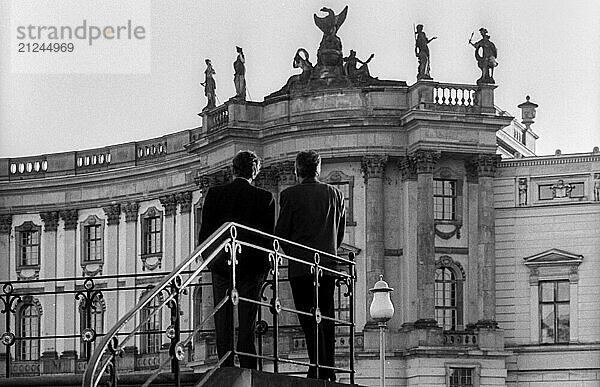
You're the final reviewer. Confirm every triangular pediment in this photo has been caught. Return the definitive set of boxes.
[523,248,583,266]
[337,243,361,258]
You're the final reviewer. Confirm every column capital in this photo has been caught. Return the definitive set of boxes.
[360,155,388,183]
[159,194,178,217]
[0,215,12,235]
[409,150,441,174]
[102,204,121,226]
[276,161,297,186]
[398,157,417,181]
[176,191,193,214]
[59,209,79,230]
[122,201,139,223]
[467,154,501,180]
[40,211,59,232]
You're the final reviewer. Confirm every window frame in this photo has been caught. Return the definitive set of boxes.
[434,179,457,221]
[435,256,465,331]
[445,363,481,387]
[539,280,570,344]
[81,215,105,263]
[15,221,41,269]
[140,291,163,355]
[15,297,42,361]
[322,170,356,226]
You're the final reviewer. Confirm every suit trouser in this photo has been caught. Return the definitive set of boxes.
[290,275,336,380]
[212,270,263,369]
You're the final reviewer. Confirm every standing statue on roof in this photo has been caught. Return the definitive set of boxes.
[313,6,348,68]
[469,28,498,84]
[201,59,217,111]
[233,46,246,100]
[414,24,437,80]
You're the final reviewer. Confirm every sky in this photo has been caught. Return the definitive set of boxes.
[0,0,599,158]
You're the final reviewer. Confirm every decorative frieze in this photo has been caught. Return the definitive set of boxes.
[159,195,178,217]
[40,211,59,232]
[176,191,193,214]
[360,155,388,182]
[102,204,121,226]
[409,150,440,174]
[122,202,140,223]
[59,209,79,230]
[195,167,233,192]
[0,215,12,235]
[398,157,417,181]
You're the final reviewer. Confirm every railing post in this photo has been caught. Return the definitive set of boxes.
[76,278,103,363]
[312,253,322,380]
[166,277,182,387]
[348,252,356,385]
[270,240,282,374]
[0,283,19,379]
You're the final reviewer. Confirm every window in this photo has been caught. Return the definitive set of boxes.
[81,215,104,263]
[194,201,203,247]
[323,171,355,226]
[16,298,41,361]
[16,222,41,267]
[141,207,162,256]
[435,257,464,330]
[140,293,162,354]
[79,298,105,359]
[539,280,570,344]
[434,179,456,221]
[448,367,474,387]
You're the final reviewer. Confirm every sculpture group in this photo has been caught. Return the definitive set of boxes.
[201,6,499,110]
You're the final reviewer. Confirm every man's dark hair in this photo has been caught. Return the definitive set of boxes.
[232,150,260,179]
[295,150,321,178]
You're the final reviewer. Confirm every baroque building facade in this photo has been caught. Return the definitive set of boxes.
[0,79,599,386]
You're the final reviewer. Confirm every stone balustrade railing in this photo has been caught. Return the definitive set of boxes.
[433,84,478,107]
[442,330,478,346]
[76,148,111,169]
[206,105,229,133]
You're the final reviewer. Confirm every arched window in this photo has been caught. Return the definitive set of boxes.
[140,292,162,354]
[435,257,464,331]
[16,297,42,361]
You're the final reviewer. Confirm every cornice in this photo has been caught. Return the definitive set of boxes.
[500,154,600,168]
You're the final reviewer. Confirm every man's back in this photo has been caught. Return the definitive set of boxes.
[275,177,345,277]
[199,178,275,278]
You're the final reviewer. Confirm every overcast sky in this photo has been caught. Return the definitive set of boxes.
[1,0,599,158]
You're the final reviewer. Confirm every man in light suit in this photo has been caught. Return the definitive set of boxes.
[199,150,275,369]
[275,150,346,381]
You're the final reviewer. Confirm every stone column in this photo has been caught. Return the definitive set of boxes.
[159,195,177,272]
[102,204,121,331]
[40,211,59,355]
[60,209,78,356]
[471,154,501,328]
[360,155,387,327]
[176,191,193,264]
[411,150,440,327]
[0,215,12,281]
[399,158,418,324]
[122,202,139,349]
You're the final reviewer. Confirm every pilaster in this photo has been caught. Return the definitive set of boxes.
[469,154,500,328]
[176,191,193,263]
[40,211,58,352]
[411,150,440,327]
[122,201,139,336]
[360,154,387,328]
[160,195,178,271]
[0,215,11,281]
[102,204,121,333]
[61,209,79,353]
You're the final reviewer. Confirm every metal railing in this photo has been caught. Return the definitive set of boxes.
[82,222,356,387]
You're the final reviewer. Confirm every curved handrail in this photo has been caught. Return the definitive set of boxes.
[82,221,356,387]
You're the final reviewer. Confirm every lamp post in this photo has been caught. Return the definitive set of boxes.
[369,275,394,387]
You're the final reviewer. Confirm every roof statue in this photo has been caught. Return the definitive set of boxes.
[268,6,403,98]
[469,27,498,84]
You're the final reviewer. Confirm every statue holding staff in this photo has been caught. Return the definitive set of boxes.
[469,27,498,84]
[201,58,216,110]
[233,46,246,100]
[414,24,436,80]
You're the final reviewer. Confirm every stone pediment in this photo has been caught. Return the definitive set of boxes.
[523,248,583,267]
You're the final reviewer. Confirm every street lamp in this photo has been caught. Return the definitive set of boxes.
[369,275,394,387]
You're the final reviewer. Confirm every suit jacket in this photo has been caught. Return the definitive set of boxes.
[199,178,275,279]
[275,177,346,278]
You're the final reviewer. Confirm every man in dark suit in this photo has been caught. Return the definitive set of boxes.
[275,150,346,381]
[198,150,275,369]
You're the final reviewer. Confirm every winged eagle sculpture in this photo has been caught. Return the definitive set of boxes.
[313,6,348,37]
